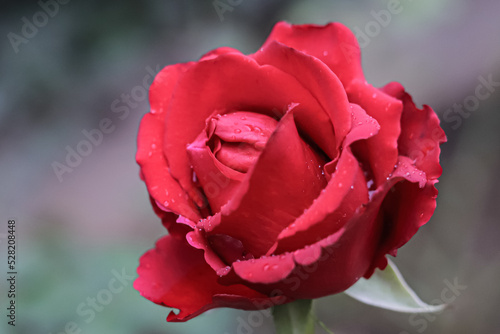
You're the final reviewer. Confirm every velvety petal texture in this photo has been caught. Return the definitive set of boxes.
[135,21,445,322]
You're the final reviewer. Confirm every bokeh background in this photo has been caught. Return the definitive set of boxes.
[1,0,499,333]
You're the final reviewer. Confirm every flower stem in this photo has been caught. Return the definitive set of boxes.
[272,299,315,334]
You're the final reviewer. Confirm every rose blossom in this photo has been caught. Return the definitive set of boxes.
[134,21,446,322]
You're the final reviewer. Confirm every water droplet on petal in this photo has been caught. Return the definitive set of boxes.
[263,264,270,271]
[234,128,242,134]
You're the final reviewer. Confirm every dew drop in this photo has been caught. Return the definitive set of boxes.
[272,264,279,270]
[263,264,270,271]
[171,198,176,203]
[241,116,246,120]
[234,128,242,134]
[323,51,329,56]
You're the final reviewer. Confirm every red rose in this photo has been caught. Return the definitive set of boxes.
[134,21,446,322]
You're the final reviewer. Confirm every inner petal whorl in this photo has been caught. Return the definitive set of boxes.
[209,112,278,173]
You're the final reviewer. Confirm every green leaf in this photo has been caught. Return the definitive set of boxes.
[272,299,315,334]
[344,258,446,313]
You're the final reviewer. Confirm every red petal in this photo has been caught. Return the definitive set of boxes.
[273,149,367,254]
[346,82,403,187]
[261,22,365,89]
[366,165,439,275]
[135,235,281,322]
[271,104,378,253]
[187,134,243,213]
[137,63,201,221]
[148,196,194,237]
[253,41,353,157]
[382,82,447,179]
[232,255,296,284]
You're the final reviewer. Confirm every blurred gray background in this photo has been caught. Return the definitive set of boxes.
[1,0,499,333]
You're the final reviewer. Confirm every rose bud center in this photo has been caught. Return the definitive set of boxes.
[208,112,278,173]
